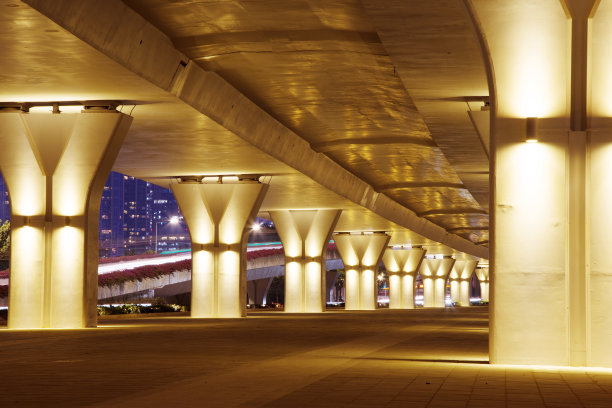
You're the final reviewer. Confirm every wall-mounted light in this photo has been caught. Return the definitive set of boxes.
[0,101,121,113]
[525,117,538,143]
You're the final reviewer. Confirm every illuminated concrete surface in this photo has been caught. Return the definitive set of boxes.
[475,267,489,303]
[334,233,390,310]
[449,260,478,307]
[2,308,612,407]
[0,111,132,329]
[420,258,456,308]
[4,0,489,260]
[382,247,426,309]
[5,0,612,370]
[271,210,341,313]
[172,181,268,318]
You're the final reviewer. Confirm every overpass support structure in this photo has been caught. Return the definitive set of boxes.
[382,247,425,309]
[172,179,268,318]
[0,108,131,328]
[270,210,341,313]
[474,267,489,303]
[470,0,612,367]
[419,257,455,308]
[449,260,477,307]
[247,278,273,306]
[333,232,389,310]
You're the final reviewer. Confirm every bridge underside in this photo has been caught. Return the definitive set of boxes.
[4,0,612,371]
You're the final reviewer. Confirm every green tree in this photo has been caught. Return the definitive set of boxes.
[0,220,9,262]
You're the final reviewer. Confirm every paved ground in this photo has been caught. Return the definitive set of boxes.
[1,307,611,407]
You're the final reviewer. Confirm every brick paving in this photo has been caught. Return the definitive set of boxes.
[0,308,610,407]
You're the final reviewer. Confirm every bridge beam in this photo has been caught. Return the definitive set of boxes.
[382,247,426,309]
[172,180,268,318]
[270,210,341,313]
[0,109,131,328]
[333,232,390,310]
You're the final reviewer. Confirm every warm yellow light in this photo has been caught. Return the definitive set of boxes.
[28,106,54,113]
[191,250,214,318]
[475,1,569,118]
[498,140,564,270]
[9,225,44,328]
[591,2,612,117]
[218,250,240,316]
[58,105,84,113]
[305,261,322,312]
[51,225,84,328]
[252,223,261,231]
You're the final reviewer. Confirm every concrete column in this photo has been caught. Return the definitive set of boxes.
[449,260,478,307]
[470,0,602,368]
[334,232,390,310]
[247,278,273,305]
[474,267,489,302]
[172,180,268,318]
[325,270,340,302]
[269,210,341,313]
[419,257,455,308]
[382,247,425,309]
[0,109,132,328]
[586,0,612,369]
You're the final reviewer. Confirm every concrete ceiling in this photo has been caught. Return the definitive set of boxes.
[3,0,490,259]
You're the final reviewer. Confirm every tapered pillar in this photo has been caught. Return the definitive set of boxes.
[247,278,273,305]
[449,260,478,306]
[172,179,268,318]
[334,232,390,310]
[325,270,340,302]
[474,267,489,302]
[419,257,455,308]
[270,210,341,313]
[0,109,132,328]
[382,247,425,309]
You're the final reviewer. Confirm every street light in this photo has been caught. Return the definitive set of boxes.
[155,216,179,253]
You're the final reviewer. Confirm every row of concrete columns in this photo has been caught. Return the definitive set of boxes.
[0,109,487,329]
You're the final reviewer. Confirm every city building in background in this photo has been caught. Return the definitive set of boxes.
[0,172,281,259]
[98,172,190,257]
[0,172,190,258]
[0,180,8,224]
